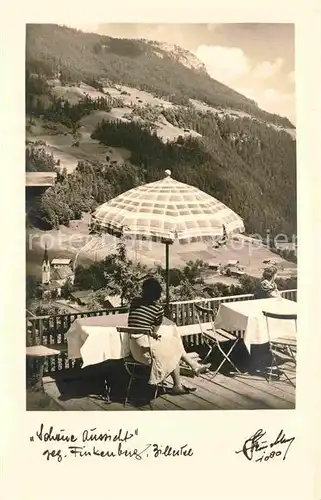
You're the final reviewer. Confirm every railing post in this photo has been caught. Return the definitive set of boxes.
[31,319,37,346]
[38,318,43,345]
[279,289,297,302]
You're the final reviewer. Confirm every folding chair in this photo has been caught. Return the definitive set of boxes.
[195,303,241,378]
[262,311,297,387]
[116,326,166,408]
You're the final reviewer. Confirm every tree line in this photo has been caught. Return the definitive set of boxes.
[25,143,59,172]
[27,159,143,229]
[26,75,113,128]
[91,119,296,237]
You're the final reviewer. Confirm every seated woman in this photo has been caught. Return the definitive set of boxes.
[128,277,211,395]
[255,266,281,299]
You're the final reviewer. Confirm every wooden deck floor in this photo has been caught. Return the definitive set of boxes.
[37,360,295,411]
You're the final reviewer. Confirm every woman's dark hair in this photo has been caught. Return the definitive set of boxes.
[141,277,162,302]
[262,266,277,280]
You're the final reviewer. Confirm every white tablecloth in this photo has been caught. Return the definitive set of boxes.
[214,298,297,352]
[66,313,176,368]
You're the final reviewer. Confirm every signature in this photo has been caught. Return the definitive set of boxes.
[235,429,295,462]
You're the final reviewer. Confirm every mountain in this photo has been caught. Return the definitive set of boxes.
[144,40,208,74]
[26,24,293,128]
[25,24,296,239]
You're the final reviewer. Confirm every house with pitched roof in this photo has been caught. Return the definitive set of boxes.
[40,246,75,297]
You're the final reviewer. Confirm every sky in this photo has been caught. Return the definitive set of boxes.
[67,23,295,124]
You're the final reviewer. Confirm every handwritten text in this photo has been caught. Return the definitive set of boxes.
[30,424,194,463]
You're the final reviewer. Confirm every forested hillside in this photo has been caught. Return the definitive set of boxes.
[25,24,297,240]
[26,24,293,128]
[91,120,296,236]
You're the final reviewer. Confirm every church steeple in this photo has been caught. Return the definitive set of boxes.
[41,244,50,284]
[43,244,49,264]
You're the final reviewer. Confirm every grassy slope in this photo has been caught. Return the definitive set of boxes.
[26,113,132,174]
[26,24,293,128]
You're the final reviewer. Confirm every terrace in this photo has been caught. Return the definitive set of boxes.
[26,289,297,411]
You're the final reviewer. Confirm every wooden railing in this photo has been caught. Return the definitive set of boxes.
[26,289,297,375]
[280,288,297,302]
[170,293,253,326]
[26,306,128,374]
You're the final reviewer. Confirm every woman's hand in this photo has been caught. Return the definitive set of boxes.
[151,330,162,340]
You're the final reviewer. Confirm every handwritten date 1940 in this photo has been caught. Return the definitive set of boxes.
[235,429,295,463]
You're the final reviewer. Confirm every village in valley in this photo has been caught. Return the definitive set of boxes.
[26,230,297,317]
[27,247,122,314]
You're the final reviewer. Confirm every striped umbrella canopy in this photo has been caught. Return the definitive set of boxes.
[91,170,245,309]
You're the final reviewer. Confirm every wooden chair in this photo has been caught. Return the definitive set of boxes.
[262,311,297,386]
[195,303,241,378]
[116,326,166,408]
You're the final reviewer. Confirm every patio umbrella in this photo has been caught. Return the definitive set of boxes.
[90,170,245,311]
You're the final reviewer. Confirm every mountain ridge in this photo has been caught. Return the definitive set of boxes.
[144,39,208,74]
[26,24,294,129]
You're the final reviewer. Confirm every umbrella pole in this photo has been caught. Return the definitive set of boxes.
[165,242,170,317]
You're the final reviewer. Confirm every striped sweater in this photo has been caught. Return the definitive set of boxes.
[128,296,164,333]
